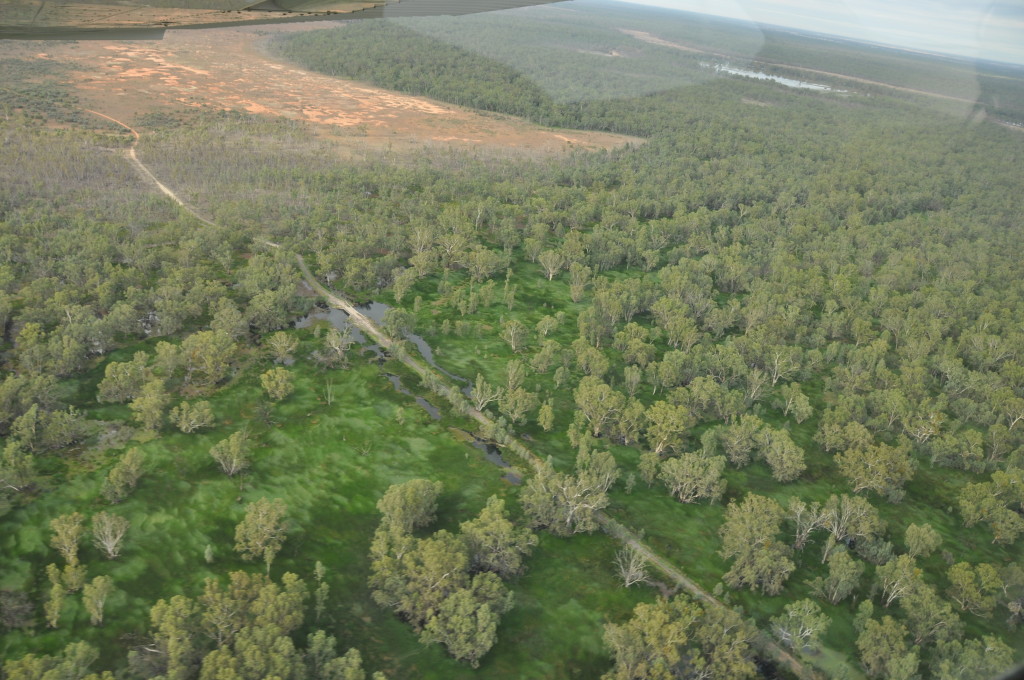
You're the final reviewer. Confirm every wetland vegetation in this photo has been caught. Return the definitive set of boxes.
[2,2,1024,678]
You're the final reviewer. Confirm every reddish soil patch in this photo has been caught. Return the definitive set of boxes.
[620,29,719,56]
[29,24,640,156]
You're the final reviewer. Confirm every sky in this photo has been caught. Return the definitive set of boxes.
[620,0,1024,65]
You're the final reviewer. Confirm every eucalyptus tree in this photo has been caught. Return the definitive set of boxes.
[904,523,941,558]
[260,367,294,402]
[856,614,918,680]
[210,431,252,478]
[169,400,215,433]
[658,453,726,504]
[522,450,618,536]
[83,576,115,626]
[102,447,145,504]
[719,494,794,595]
[50,513,85,566]
[771,599,830,652]
[574,376,625,438]
[129,379,170,433]
[92,512,130,559]
[234,497,289,574]
[376,479,443,534]
[809,549,864,605]
[459,496,536,578]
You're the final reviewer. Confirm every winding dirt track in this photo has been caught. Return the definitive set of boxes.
[295,255,824,680]
[85,109,217,226]
[86,106,827,680]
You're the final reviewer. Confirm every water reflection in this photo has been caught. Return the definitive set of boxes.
[711,63,846,92]
[385,373,441,421]
[355,301,469,384]
[294,305,382,358]
[458,429,523,485]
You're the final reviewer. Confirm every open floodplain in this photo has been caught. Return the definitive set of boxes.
[2,2,1024,678]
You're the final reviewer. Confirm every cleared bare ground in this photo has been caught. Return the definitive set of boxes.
[20,23,639,157]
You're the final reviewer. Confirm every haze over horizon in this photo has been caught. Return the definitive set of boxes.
[617,0,1024,66]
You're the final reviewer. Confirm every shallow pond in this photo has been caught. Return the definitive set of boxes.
[714,64,846,92]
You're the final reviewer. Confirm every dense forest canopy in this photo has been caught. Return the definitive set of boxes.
[2,3,1024,679]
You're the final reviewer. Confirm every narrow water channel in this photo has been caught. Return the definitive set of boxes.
[295,306,385,359]
[457,429,522,485]
[354,301,470,384]
[385,373,441,421]
[296,301,519,482]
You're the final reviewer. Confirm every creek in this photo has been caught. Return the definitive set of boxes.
[353,301,470,385]
[385,373,441,421]
[294,306,385,359]
[456,429,522,485]
[296,300,521,483]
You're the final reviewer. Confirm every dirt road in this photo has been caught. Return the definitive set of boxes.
[85,109,218,226]
[89,102,828,680]
[294,256,825,680]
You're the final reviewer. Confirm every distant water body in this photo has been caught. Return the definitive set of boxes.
[713,64,846,92]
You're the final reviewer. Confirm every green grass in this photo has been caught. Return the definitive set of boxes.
[0,329,652,677]
[380,257,1024,673]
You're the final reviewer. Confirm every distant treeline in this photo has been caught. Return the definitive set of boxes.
[275,3,1024,126]
[271,21,798,137]
[273,22,562,122]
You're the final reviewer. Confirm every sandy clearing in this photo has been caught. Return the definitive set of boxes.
[22,24,639,157]
[621,29,714,56]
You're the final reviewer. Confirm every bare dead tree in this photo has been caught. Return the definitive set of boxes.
[615,545,649,588]
[92,512,130,559]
